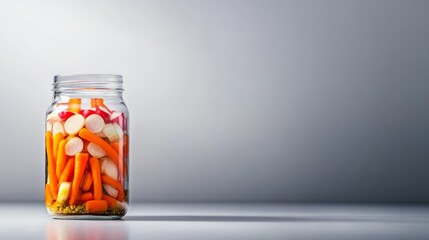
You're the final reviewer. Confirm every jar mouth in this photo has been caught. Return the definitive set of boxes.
[53,74,124,92]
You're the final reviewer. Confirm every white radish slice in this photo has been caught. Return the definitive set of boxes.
[100,157,118,180]
[64,114,85,135]
[87,142,106,158]
[84,114,105,133]
[103,184,119,198]
[96,130,107,138]
[103,123,120,142]
[57,182,71,204]
[116,201,128,210]
[65,137,84,156]
[46,122,52,132]
[47,112,61,124]
[52,122,65,136]
[113,123,124,139]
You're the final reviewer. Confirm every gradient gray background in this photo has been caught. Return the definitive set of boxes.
[0,0,428,203]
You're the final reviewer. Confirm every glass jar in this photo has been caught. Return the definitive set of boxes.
[45,74,129,219]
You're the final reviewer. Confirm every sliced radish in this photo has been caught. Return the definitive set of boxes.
[80,109,97,118]
[113,123,124,139]
[46,122,52,132]
[111,112,127,130]
[52,122,65,136]
[103,184,119,198]
[65,137,84,156]
[84,114,105,133]
[102,123,120,142]
[47,112,61,124]
[58,111,75,121]
[100,157,118,180]
[64,114,85,135]
[95,106,111,122]
[116,201,128,210]
[57,182,71,204]
[87,142,107,158]
[96,130,107,138]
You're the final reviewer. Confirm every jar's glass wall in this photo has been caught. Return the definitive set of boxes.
[45,74,129,219]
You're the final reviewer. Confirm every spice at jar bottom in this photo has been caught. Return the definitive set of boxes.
[45,74,129,219]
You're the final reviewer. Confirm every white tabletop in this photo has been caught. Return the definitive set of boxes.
[0,203,428,239]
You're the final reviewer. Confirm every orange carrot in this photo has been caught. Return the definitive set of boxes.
[68,98,81,113]
[53,132,64,160]
[45,184,54,206]
[58,157,75,187]
[123,134,129,159]
[111,142,120,153]
[56,139,67,179]
[46,131,57,198]
[101,174,124,201]
[81,171,93,192]
[89,157,102,200]
[102,194,117,208]
[80,192,94,202]
[69,153,89,205]
[123,161,128,178]
[79,128,120,167]
[85,200,108,213]
[91,98,112,113]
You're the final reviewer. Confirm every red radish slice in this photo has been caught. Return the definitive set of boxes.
[103,184,119,198]
[58,111,75,121]
[64,114,85,135]
[52,122,65,136]
[95,106,111,122]
[87,142,107,158]
[102,123,120,142]
[80,109,97,118]
[111,112,127,130]
[100,157,118,180]
[84,114,105,133]
[65,137,84,156]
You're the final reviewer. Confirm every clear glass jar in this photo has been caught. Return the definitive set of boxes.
[45,74,129,219]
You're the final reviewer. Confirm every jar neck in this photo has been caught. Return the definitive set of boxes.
[53,74,124,99]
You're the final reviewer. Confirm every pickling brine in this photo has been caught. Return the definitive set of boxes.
[45,74,129,219]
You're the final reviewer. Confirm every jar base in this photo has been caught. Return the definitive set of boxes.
[51,214,123,220]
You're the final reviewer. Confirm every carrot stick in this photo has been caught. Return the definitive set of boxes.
[89,157,102,200]
[79,128,120,167]
[69,153,89,205]
[68,98,81,113]
[85,200,108,213]
[102,194,117,208]
[46,131,57,198]
[81,171,93,192]
[58,157,75,187]
[56,139,67,179]
[123,134,129,159]
[111,142,120,153]
[45,184,54,206]
[101,174,124,201]
[80,192,94,202]
[53,132,64,161]
[92,98,112,113]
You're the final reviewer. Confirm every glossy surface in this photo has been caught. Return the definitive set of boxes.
[1,203,429,239]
